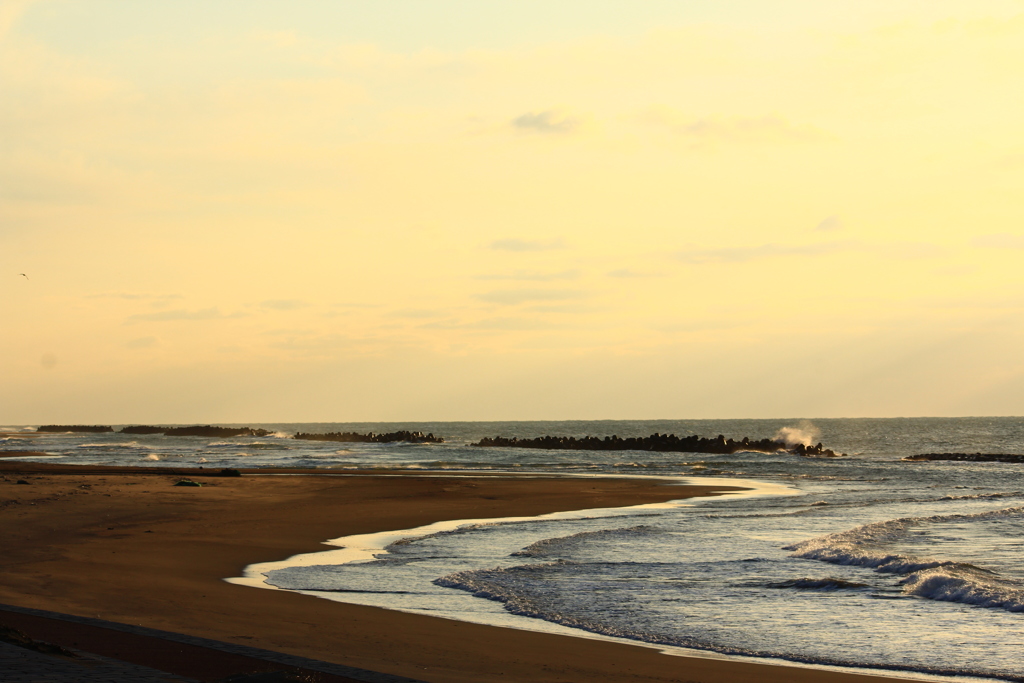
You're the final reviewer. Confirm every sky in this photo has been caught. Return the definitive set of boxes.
[3,0,1024,423]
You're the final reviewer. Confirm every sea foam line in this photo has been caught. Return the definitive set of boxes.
[226,476,790,589]
[226,477,800,668]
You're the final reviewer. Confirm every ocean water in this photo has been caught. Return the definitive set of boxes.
[5,418,1024,681]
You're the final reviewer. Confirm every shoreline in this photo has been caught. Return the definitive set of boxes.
[0,462,927,683]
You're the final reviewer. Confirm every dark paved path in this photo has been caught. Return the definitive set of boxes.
[0,640,197,682]
[0,603,426,683]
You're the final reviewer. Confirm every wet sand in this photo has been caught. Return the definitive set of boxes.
[0,462,917,683]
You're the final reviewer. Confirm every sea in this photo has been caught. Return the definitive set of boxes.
[4,417,1024,682]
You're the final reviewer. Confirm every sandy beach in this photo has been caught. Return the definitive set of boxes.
[0,462,921,683]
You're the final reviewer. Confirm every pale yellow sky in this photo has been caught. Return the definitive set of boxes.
[3,1,1024,422]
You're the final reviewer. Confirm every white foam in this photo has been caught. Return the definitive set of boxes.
[937,491,1020,501]
[788,506,1024,554]
[786,505,1024,611]
[228,476,794,591]
[900,566,1024,612]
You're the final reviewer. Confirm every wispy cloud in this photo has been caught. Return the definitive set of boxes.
[261,299,307,311]
[995,153,1024,169]
[684,115,824,143]
[675,241,942,264]
[675,242,853,264]
[476,269,579,281]
[512,110,582,135]
[126,308,243,323]
[87,292,182,301]
[527,303,600,314]
[639,107,827,145]
[884,243,945,260]
[489,237,565,252]
[389,308,444,318]
[476,288,587,306]
[422,317,564,331]
[973,234,1024,249]
[125,336,159,349]
[815,215,844,232]
[933,264,978,277]
[607,268,663,278]
[0,0,34,41]
[269,334,359,353]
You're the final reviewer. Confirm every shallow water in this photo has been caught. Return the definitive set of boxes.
[6,417,1024,680]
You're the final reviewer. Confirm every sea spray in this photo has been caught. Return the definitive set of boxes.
[774,421,821,448]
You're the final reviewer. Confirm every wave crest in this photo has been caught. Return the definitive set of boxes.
[786,506,1024,612]
[900,566,1024,612]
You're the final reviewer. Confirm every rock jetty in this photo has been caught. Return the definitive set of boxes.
[474,433,840,457]
[117,425,273,437]
[163,426,273,438]
[35,425,113,433]
[118,425,167,434]
[293,430,444,444]
[903,453,1024,463]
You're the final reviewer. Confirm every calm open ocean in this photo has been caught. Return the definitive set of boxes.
[5,417,1024,681]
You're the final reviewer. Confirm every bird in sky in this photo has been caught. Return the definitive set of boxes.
[19,273,28,280]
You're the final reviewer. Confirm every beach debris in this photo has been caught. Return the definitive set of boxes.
[173,479,202,487]
[293,430,444,444]
[15,479,29,485]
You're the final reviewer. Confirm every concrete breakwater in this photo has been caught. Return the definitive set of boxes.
[293,430,444,444]
[903,452,1024,463]
[474,433,841,457]
[117,426,274,437]
[35,425,113,433]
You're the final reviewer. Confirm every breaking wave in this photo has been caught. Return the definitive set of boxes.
[786,506,1024,611]
[512,525,656,558]
[432,562,1014,680]
[900,566,1024,612]
[76,441,153,449]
